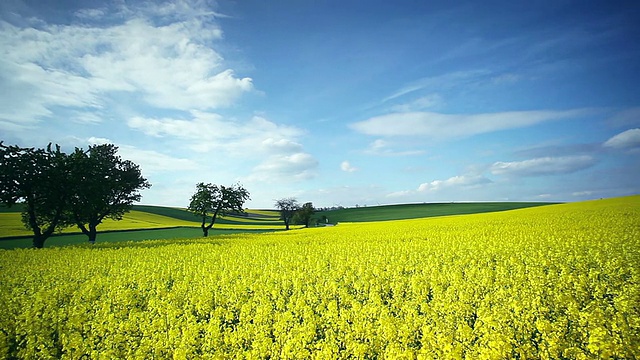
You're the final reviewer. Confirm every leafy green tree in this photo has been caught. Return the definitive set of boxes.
[188,183,250,237]
[67,144,151,244]
[293,202,315,228]
[0,142,70,248]
[275,197,299,230]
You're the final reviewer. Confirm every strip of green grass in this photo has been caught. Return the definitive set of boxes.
[0,227,277,249]
[316,202,559,223]
[132,205,281,225]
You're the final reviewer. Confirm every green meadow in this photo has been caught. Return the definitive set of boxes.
[1,202,556,249]
[315,201,557,223]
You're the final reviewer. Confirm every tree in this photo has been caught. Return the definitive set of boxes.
[66,144,151,244]
[188,183,250,237]
[293,202,315,228]
[0,142,70,248]
[275,197,299,230]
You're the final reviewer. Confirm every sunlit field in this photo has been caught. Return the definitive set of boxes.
[0,196,638,359]
[0,208,292,240]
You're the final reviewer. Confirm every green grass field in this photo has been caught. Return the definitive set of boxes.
[131,206,283,225]
[315,201,557,223]
[0,227,279,250]
[1,201,557,249]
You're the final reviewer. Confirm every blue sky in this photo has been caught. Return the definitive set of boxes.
[1,0,639,208]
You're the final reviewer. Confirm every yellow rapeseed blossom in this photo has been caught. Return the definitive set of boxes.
[0,195,638,358]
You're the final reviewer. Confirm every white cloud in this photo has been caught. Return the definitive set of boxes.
[74,8,106,19]
[386,190,414,198]
[78,18,251,111]
[251,153,318,182]
[87,137,198,174]
[0,3,252,125]
[261,138,304,154]
[128,111,318,183]
[381,70,489,103]
[351,109,592,139]
[490,155,596,177]
[390,94,443,112]
[364,139,426,156]
[417,174,492,192]
[0,59,103,125]
[340,161,358,172]
[128,112,305,155]
[603,128,640,150]
[71,111,103,124]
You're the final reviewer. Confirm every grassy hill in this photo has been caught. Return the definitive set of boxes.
[131,205,283,225]
[0,200,560,248]
[315,201,558,224]
[0,205,291,249]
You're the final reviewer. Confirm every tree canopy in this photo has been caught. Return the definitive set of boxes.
[67,144,151,243]
[0,142,150,248]
[0,142,71,248]
[275,197,300,230]
[188,183,250,237]
[293,202,315,228]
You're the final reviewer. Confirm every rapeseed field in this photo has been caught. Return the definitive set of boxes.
[0,196,638,359]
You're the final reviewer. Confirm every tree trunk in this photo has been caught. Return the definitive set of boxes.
[77,222,98,244]
[32,234,46,249]
[88,224,98,244]
[27,203,46,248]
[200,215,208,237]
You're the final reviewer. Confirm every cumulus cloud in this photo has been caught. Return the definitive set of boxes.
[261,138,304,153]
[603,128,640,150]
[490,155,596,176]
[128,112,304,154]
[87,137,198,174]
[251,153,318,182]
[128,111,318,183]
[126,111,319,182]
[0,1,252,125]
[340,161,358,172]
[351,109,592,139]
[417,174,492,192]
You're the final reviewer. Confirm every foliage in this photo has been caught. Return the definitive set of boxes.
[1,209,294,246]
[188,183,250,236]
[0,142,151,247]
[0,142,70,248]
[67,144,151,243]
[293,202,315,227]
[0,196,638,358]
[275,197,299,230]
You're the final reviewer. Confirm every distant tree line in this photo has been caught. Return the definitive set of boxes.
[1,141,324,248]
[0,142,150,248]
[274,198,315,230]
[186,187,316,234]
